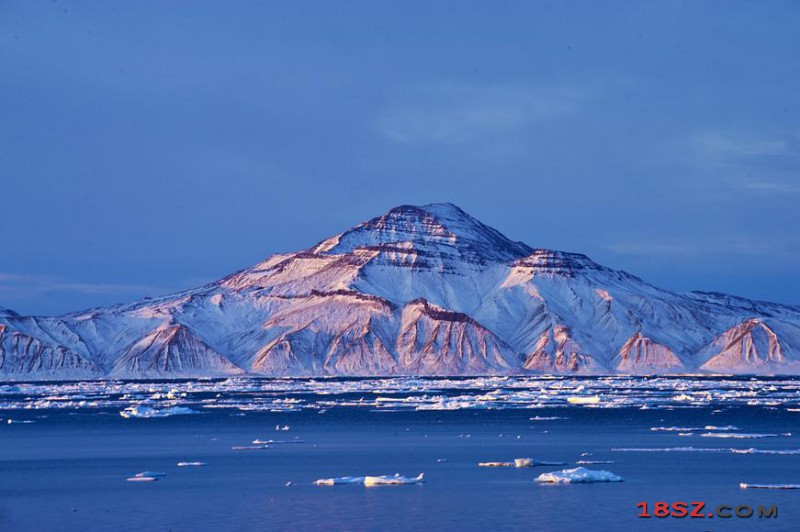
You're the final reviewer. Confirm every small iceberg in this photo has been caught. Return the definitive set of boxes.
[177,462,207,467]
[127,476,157,482]
[314,473,424,486]
[6,419,36,424]
[120,405,197,418]
[740,483,800,490]
[535,467,623,484]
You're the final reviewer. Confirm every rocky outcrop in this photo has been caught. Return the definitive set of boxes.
[110,324,243,378]
[523,325,601,373]
[395,299,516,374]
[614,332,684,373]
[0,324,101,379]
[699,319,786,372]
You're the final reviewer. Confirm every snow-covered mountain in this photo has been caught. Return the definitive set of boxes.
[2,203,799,380]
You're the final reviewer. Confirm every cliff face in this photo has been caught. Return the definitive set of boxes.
[2,203,800,380]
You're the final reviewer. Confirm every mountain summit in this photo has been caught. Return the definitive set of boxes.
[2,204,799,380]
[312,203,532,263]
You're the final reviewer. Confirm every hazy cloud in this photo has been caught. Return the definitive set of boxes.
[604,235,800,260]
[376,82,587,146]
[0,273,163,298]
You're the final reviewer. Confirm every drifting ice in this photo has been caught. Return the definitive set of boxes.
[535,467,623,484]
[740,483,800,490]
[567,396,600,405]
[364,473,425,486]
[314,474,424,486]
[135,471,166,478]
[120,405,197,418]
[480,459,566,468]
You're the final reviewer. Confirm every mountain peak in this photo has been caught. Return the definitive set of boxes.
[311,203,532,263]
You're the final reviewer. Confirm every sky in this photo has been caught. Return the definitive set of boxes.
[1,1,799,315]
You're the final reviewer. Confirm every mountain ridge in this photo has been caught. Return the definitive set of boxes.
[2,202,799,380]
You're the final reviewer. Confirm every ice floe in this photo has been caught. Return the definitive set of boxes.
[120,405,197,418]
[700,432,777,439]
[535,467,623,484]
[731,448,800,455]
[314,476,364,486]
[314,474,424,486]
[479,458,565,468]
[177,462,207,467]
[650,425,740,432]
[740,483,800,490]
[126,476,157,482]
[364,473,424,487]
[567,396,600,405]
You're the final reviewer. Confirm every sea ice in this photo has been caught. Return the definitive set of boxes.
[314,474,424,486]
[478,462,514,467]
[740,483,800,490]
[177,462,207,467]
[120,405,197,418]
[135,471,166,478]
[731,448,800,455]
[535,467,623,484]
[126,477,157,482]
[364,473,424,487]
[314,476,364,486]
[700,433,776,439]
[567,396,600,405]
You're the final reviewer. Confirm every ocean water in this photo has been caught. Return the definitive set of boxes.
[1,376,798,531]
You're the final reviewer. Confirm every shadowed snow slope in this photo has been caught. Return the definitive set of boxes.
[2,203,800,379]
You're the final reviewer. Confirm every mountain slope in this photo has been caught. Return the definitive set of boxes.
[2,203,799,380]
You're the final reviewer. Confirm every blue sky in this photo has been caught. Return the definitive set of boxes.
[1,1,799,315]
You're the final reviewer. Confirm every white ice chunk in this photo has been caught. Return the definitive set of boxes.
[177,462,208,466]
[120,405,197,418]
[135,471,166,478]
[535,467,623,484]
[314,474,424,486]
[364,473,424,487]
[740,483,800,490]
[314,476,364,486]
[731,448,800,455]
[127,476,157,482]
[700,433,776,439]
[567,396,600,405]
